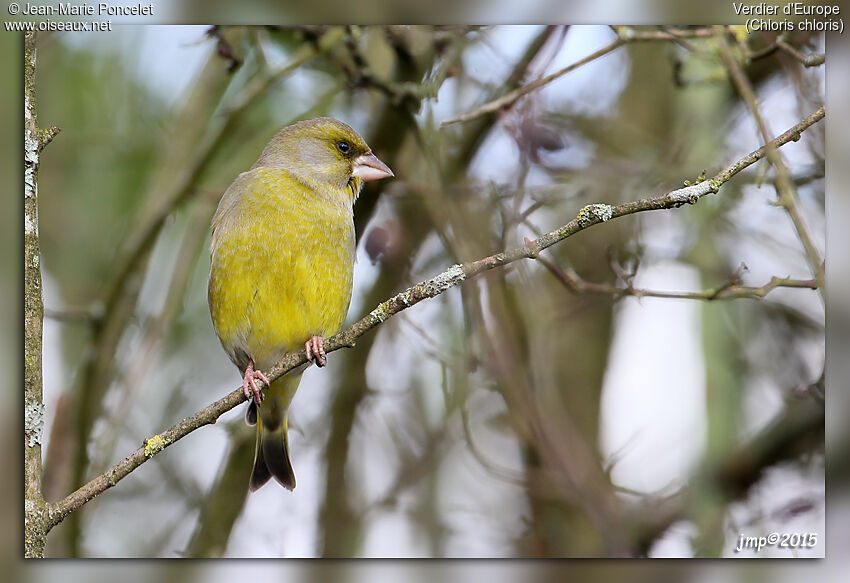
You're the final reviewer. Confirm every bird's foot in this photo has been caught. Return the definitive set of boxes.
[242,360,269,404]
[305,335,327,367]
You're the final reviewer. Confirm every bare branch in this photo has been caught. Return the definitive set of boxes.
[776,37,825,67]
[536,255,818,301]
[719,36,825,301]
[441,38,625,127]
[24,29,60,560]
[440,26,718,128]
[611,25,717,41]
[48,388,245,529]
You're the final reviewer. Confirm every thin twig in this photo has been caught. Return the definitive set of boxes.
[776,37,825,67]
[441,26,718,128]
[614,25,716,41]
[460,406,526,485]
[536,254,818,301]
[44,308,100,325]
[91,199,216,477]
[441,38,625,127]
[746,42,780,62]
[718,37,825,302]
[45,104,825,531]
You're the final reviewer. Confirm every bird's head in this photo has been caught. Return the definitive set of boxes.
[254,117,393,201]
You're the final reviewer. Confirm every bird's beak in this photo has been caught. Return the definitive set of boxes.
[352,152,394,182]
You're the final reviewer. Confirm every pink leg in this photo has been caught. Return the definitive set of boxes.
[242,359,269,403]
[304,335,327,367]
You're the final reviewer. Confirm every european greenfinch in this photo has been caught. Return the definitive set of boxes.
[208,117,393,491]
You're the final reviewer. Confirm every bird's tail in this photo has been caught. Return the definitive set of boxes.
[248,373,301,491]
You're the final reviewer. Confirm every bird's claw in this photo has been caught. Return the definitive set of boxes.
[305,335,327,367]
[242,361,269,404]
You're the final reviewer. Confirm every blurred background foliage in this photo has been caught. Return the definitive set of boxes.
[31,25,824,558]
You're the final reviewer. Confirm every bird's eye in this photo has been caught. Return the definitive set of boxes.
[336,140,351,154]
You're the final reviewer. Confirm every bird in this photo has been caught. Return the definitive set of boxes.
[208,117,393,491]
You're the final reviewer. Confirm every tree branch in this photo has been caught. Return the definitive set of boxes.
[718,35,825,302]
[776,36,825,67]
[440,38,625,127]
[44,103,825,533]
[24,30,61,559]
[440,26,717,128]
[612,25,716,41]
[536,256,818,301]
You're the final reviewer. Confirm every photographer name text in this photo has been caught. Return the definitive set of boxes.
[13,2,153,16]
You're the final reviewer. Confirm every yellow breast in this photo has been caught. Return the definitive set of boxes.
[208,167,355,371]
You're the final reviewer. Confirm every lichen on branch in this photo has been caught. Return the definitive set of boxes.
[24,29,61,560]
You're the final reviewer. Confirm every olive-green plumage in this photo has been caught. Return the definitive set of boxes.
[208,117,392,491]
